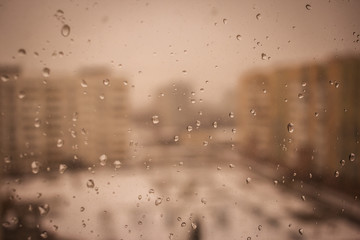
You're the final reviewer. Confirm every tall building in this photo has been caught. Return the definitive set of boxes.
[0,66,129,175]
[237,56,360,193]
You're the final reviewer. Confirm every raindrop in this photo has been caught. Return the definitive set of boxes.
[86,179,95,188]
[59,164,67,174]
[31,161,40,174]
[256,13,261,20]
[236,34,242,40]
[287,123,294,133]
[57,139,64,148]
[196,120,201,127]
[81,79,88,88]
[334,170,340,178]
[1,75,10,82]
[174,135,179,142]
[99,154,108,166]
[4,156,11,164]
[103,78,110,86]
[18,48,26,56]
[40,231,48,239]
[298,228,304,235]
[61,24,71,37]
[191,222,197,229]
[187,126,193,132]
[246,177,252,184]
[155,197,163,206]
[18,91,26,99]
[42,67,50,78]
[38,204,50,216]
[349,153,355,162]
[34,118,41,128]
[113,160,121,169]
[152,115,160,124]
[201,198,207,204]
[340,159,345,166]
[305,4,311,10]
[229,112,234,118]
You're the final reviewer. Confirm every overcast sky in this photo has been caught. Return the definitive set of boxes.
[0,0,359,108]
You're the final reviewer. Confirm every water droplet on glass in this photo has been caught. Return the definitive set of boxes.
[34,118,41,128]
[42,68,50,78]
[177,217,182,221]
[138,195,142,200]
[298,93,304,99]
[236,34,242,40]
[152,115,160,124]
[155,197,163,206]
[201,198,207,204]
[203,141,209,146]
[349,153,355,162]
[335,82,340,88]
[38,204,50,216]
[40,231,48,239]
[250,109,256,116]
[187,126,193,132]
[57,139,64,148]
[246,177,251,184]
[174,135,179,142]
[113,160,121,169]
[99,154,108,166]
[261,53,267,60]
[196,120,201,127]
[287,123,294,133]
[31,161,40,174]
[212,121,218,128]
[86,179,95,188]
[99,94,105,100]
[301,82,307,87]
[305,4,311,10]
[61,24,71,37]
[169,233,174,239]
[18,48,26,56]
[258,225,262,231]
[4,156,11,164]
[149,188,155,194]
[191,222,197,229]
[334,170,340,178]
[223,18,227,24]
[229,112,234,118]
[340,159,345,166]
[1,75,10,82]
[298,228,304,235]
[256,13,261,20]
[18,91,26,99]
[103,78,110,86]
[81,79,88,88]
[181,222,186,227]
[301,195,306,201]
[229,163,235,168]
[80,207,85,212]
[59,164,67,174]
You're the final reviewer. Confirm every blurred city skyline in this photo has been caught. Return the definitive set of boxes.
[1,0,360,108]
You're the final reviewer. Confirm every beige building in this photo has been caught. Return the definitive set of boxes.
[0,66,129,175]
[237,56,360,192]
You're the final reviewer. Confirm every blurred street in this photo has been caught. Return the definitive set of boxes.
[2,136,360,240]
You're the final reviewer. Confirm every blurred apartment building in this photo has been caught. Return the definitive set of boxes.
[237,56,360,193]
[0,66,129,175]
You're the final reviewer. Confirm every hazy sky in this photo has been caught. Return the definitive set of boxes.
[0,0,359,108]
